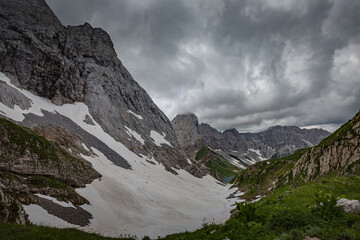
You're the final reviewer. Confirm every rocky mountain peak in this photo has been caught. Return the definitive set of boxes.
[0,0,202,175]
[172,112,331,167]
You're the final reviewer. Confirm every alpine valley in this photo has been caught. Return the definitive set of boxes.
[0,1,359,240]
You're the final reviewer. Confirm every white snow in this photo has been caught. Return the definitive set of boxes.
[150,130,172,147]
[78,148,237,238]
[0,72,237,238]
[35,194,76,208]
[248,148,267,161]
[229,156,246,169]
[302,139,314,147]
[82,143,90,151]
[125,126,145,145]
[127,110,143,120]
[23,204,78,228]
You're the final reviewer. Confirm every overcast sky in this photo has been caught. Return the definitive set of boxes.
[46,0,360,133]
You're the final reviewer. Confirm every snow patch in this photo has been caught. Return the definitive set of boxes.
[35,194,76,208]
[125,126,145,145]
[127,110,143,120]
[23,204,77,228]
[150,130,172,147]
[77,148,237,239]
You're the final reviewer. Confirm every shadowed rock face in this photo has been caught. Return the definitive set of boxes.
[172,113,331,166]
[0,0,199,173]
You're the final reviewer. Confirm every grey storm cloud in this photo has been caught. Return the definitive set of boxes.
[46,0,360,132]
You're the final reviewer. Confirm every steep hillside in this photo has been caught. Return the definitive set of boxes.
[0,117,99,225]
[234,108,360,199]
[0,0,235,238]
[172,113,330,168]
[0,0,202,173]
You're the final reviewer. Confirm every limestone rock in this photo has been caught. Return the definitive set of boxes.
[336,198,360,214]
[0,0,192,174]
[172,113,330,167]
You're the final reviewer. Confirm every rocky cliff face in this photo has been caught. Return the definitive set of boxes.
[292,110,360,181]
[0,0,197,174]
[172,113,204,159]
[172,113,330,167]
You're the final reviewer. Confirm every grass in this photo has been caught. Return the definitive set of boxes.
[0,222,135,240]
[233,148,311,199]
[161,173,360,240]
[0,118,60,161]
[195,147,239,182]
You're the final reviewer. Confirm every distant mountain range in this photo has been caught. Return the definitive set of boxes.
[172,113,331,169]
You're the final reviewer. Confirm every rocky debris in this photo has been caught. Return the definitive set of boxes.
[83,114,95,125]
[336,198,360,214]
[0,0,191,174]
[292,110,360,181]
[0,185,28,224]
[172,113,330,167]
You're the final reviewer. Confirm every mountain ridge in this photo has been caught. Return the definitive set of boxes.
[172,112,331,167]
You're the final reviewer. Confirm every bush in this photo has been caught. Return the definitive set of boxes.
[236,202,257,222]
[270,207,311,231]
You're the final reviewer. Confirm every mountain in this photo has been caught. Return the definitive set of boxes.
[172,113,330,168]
[0,0,236,238]
[161,111,360,239]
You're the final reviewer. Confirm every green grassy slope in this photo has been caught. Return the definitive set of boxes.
[195,147,239,182]
[0,222,135,240]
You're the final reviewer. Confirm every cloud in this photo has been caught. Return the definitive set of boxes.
[46,0,360,132]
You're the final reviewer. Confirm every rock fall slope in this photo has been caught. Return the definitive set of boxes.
[0,0,237,238]
[172,113,330,169]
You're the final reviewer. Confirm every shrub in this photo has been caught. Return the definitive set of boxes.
[270,207,311,231]
[236,202,257,222]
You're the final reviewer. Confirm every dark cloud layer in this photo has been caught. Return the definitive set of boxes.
[47,0,360,132]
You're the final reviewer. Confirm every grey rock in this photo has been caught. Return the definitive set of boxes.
[292,110,360,181]
[172,113,203,159]
[0,186,28,224]
[172,113,330,168]
[0,80,31,110]
[0,0,194,174]
[336,198,360,214]
[83,114,95,125]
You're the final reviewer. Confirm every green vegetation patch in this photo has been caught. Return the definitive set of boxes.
[233,148,311,199]
[0,222,135,240]
[161,173,360,240]
[195,147,210,160]
[0,118,59,161]
[195,147,239,182]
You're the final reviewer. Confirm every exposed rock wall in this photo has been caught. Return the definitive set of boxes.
[0,0,194,173]
[292,110,360,181]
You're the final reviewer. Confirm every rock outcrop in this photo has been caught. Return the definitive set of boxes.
[172,113,203,159]
[0,118,100,187]
[336,198,360,214]
[0,0,195,174]
[292,110,360,181]
[172,113,330,167]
